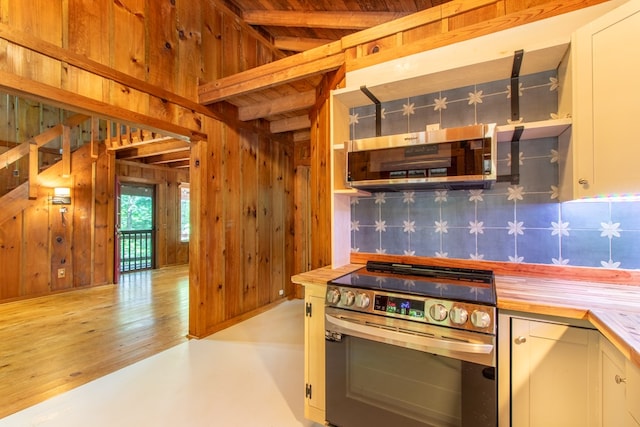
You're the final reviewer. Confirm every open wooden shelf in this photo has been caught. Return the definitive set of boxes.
[496,118,571,142]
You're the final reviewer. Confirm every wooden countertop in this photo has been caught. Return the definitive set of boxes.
[292,263,640,368]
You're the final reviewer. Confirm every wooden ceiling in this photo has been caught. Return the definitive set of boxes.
[197,0,454,141]
[221,0,452,53]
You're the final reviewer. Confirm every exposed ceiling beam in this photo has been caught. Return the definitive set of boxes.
[116,139,190,160]
[242,10,409,30]
[171,160,190,169]
[199,44,344,104]
[142,150,191,165]
[274,36,336,52]
[270,115,311,134]
[238,90,316,121]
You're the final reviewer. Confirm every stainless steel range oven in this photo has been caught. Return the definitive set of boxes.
[325,261,497,427]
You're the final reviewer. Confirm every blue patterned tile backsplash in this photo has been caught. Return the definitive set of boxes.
[349,71,640,270]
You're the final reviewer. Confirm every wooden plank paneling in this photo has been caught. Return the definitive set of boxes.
[175,0,200,100]
[241,129,258,312]
[22,198,50,295]
[257,135,272,306]
[202,119,226,329]
[72,153,93,287]
[147,0,177,95]
[92,148,113,286]
[111,0,145,81]
[222,14,241,78]
[0,214,22,300]
[50,200,74,291]
[110,0,147,113]
[310,100,331,269]
[3,0,62,87]
[66,0,108,62]
[224,123,243,319]
[201,5,224,82]
[283,140,295,297]
[271,138,286,300]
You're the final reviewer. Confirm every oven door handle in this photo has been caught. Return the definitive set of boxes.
[326,313,493,355]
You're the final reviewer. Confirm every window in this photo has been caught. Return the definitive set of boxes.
[180,184,190,242]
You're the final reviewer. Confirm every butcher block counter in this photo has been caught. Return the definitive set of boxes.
[292,258,640,368]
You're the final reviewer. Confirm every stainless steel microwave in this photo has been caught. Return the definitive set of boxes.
[346,123,497,192]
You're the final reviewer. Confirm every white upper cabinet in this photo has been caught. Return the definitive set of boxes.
[559,0,640,200]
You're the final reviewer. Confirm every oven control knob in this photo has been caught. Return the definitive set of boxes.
[326,288,341,305]
[429,303,448,321]
[449,307,468,325]
[355,293,370,309]
[343,291,356,306]
[471,310,492,329]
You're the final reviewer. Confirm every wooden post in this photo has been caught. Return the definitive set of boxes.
[91,116,99,160]
[28,142,38,199]
[62,125,71,177]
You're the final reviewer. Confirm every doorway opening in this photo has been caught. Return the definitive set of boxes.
[117,183,155,272]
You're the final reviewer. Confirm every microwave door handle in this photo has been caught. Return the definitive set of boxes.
[326,313,493,355]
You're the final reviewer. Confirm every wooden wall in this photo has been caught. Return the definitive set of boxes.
[189,117,294,338]
[0,143,113,301]
[0,0,295,337]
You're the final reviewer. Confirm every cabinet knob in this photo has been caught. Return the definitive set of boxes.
[514,336,527,345]
[615,375,627,384]
[578,178,589,185]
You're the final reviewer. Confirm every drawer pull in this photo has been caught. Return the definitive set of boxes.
[514,336,527,345]
[615,375,626,384]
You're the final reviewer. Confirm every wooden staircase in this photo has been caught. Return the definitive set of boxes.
[0,114,94,225]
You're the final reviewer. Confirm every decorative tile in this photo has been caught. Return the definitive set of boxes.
[349,70,640,270]
[562,229,612,268]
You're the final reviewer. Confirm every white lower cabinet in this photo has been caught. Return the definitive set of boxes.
[600,336,640,427]
[628,359,640,426]
[303,283,326,425]
[509,316,599,427]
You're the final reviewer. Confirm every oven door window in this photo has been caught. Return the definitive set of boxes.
[326,335,496,427]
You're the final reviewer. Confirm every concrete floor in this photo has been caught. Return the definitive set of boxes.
[0,300,317,427]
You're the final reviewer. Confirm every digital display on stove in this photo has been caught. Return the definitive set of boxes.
[374,295,424,318]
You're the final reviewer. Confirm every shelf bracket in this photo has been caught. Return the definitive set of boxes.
[360,85,382,137]
[510,49,524,123]
[497,125,524,185]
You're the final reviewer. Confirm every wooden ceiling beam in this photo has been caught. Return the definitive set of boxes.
[170,160,190,169]
[274,36,336,52]
[142,150,191,165]
[270,115,311,134]
[238,90,316,121]
[242,10,409,30]
[115,139,191,159]
[198,41,343,104]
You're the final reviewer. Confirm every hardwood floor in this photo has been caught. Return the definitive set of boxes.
[0,265,189,419]
[1,299,316,427]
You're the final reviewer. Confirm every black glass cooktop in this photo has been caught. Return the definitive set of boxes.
[331,261,496,306]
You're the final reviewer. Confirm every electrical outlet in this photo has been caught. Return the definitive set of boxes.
[57,268,65,279]
[278,289,284,296]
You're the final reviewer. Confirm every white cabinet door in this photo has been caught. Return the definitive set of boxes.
[511,318,599,427]
[303,283,326,424]
[627,359,640,426]
[601,337,628,426]
[564,0,640,199]
[600,336,640,427]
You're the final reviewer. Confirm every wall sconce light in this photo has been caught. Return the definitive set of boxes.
[52,187,72,205]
